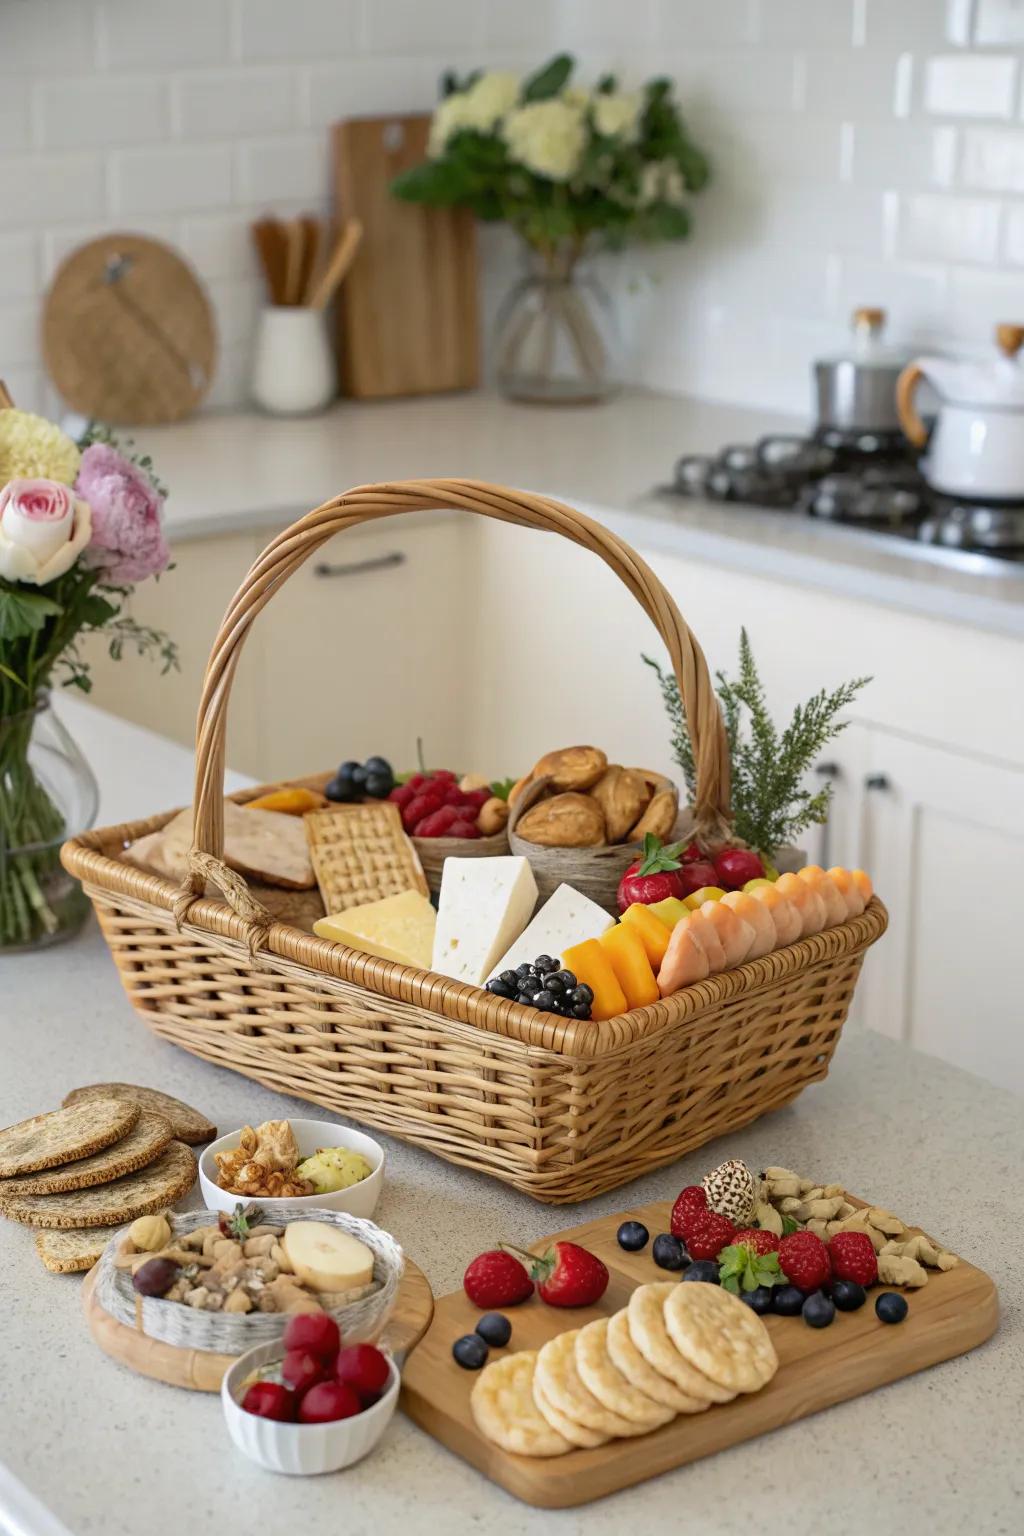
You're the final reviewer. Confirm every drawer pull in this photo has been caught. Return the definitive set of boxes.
[314,551,405,578]
[865,773,891,792]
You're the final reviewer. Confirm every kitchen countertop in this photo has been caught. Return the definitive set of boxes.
[0,707,1020,1536]
[133,390,1024,640]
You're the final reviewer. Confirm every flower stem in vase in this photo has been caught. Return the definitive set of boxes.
[0,711,65,947]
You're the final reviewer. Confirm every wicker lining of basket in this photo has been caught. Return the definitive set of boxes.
[95,1206,403,1352]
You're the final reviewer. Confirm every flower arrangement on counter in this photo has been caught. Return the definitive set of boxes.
[0,396,176,951]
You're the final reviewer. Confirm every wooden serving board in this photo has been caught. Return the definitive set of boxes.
[82,1257,433,1392]
[400,1196,998,1509]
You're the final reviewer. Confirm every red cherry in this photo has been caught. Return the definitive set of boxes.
[241,1381,296,1421]
[281,1348,328,1395]
[298,1380,363,1424]
[334,1344,390,1403]
[713,848,766,889]
[282,1312,340,1361]
[677,861,720,896]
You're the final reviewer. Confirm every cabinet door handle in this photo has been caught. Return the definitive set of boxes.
[815,762,840,778]
[864,773,891,791]
[813,763,840,866]
[314,551,405,578]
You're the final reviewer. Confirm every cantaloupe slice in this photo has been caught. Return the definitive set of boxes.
[562,938,627,1022]
[600,923,660,1009]
[851,869,873,905]
[748,883,803,946]
[775,872,827,936]
[721,890,777,959]
[699,899,755,967]
[797,866,847,927]
[620,903,672,968]
[828,866,865,918]
[685,909,727,972]
[657,916,710,993]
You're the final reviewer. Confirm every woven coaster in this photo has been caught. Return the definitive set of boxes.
[63,1084,216,1146]
[305,803,428,914]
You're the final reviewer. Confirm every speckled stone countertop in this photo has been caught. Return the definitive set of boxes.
[0,919,1020,1536]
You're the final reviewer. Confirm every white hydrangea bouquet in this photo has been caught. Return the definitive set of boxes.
[393,54,709,401]
[0,388,176,951]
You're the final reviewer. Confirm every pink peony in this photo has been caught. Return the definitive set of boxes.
[75,443,170,585]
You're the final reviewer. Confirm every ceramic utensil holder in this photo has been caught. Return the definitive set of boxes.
[252,306,335,415]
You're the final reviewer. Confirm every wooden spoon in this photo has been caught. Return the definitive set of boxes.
[297,216,322,307]
[251,217,288,306]
[309,219,364,310]
[282,218,304,307]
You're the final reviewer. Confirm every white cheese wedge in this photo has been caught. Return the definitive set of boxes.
[313,889,435,969]
[488,882,615,980]
[431,856,538,986]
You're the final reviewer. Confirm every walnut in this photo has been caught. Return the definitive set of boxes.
[627,789,677,842]
[530,746,607,793]
[516,792,605,848]
[590,766,651,843]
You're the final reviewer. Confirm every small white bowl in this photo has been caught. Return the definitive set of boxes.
[222,1339,399,1475]
[199,1119,384,1219]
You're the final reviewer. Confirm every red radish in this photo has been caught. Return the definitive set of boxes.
[713,848,766,889]
[616,836,687,913]
[298,1380,362,1424]
[241,1382,296,1421]
[677,860,720,896]
[282,1312,340,1361]
[335,1344,390,1403]
[282,1348,329,1395]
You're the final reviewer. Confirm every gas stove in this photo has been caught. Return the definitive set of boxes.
[664,427,1024,564]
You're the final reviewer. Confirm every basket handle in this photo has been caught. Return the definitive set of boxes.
[183,480,732,920]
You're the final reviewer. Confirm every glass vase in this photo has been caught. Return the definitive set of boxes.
[494,244,620,405]
[0,693,98,953]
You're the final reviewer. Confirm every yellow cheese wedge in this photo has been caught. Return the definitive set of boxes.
[314,889,436,969]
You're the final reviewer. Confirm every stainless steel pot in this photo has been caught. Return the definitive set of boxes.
[814,308,907,433]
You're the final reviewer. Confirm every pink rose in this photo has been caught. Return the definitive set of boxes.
[75,443,170,585]
[0,477,92,585]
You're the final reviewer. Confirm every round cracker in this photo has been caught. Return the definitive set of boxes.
[62,1084,215,1146]
[627,1283,736,1404]
[605,1308,710,1414]
[0,1141,197,1228]
[535,1330,644,1438]
[34,1224,124,1274]
[470,1351,572,1458]
[0,1112,172,1195]
[0,1099,140,1178]
[533,1379,609,1448]
[575,1316,677,1429]
[663,1279,778,1394]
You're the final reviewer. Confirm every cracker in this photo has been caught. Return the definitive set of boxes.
[34,1224,123,1274]
[470,1351,572,1458]
[535,1330,642,1439]
[0,1112,172,1195]
[0,1099,140,1178]
[575,1316,677,1429]
[663,1280,778,1394]
[605,1308,710,1414]
[626,1283,736,1405]
[0,1141,197,1228]
[157,799,315,890]
[533,1379,610,1448]
[305,803,428,915]
[63,1084,216,1145]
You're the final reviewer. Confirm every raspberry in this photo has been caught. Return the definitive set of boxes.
[447,819,481,839]
[731,1228,780,1256]
[670,1185,708,1239]
[402,791,442,831]
[685,1209,737,1261]
[778,1230,832,1293]
[414,806,461,837]
[827,1231,878,1287]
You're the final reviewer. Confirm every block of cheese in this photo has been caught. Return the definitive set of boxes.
[432,856,538,986]
[313,889,435,969]
[488,882,614,980]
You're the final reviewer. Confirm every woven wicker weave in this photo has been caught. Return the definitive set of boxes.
[62,479,886,1204]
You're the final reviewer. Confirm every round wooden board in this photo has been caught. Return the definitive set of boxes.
[81,1258,433,1393]
[43,233,216,424]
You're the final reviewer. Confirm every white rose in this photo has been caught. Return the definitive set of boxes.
[503,99,586,182]
[592,91,642,142]
[428,93,471,156]
[462,71,520,131]
[640,158,687,207]
[0,478,92,586]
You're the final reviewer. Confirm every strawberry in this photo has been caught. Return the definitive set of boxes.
[670,1184,708,1239]
[463,1250,534,1309]
[731,1227,780,1255]
[778,1230,832,1293]
[447,818,481,839]
[503,1241,609,1308]
[827,1231,878,1287]
[685,1209,737,1261]
[616,835,687,914]
[414,805,461,837]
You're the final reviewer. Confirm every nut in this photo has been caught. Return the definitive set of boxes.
[877,1253,928,1288]
[242,1235,276,1258]
[459,773,491,793]
[590,766,651,843]
[531,746,607,793]
[128,1213,171,1253]
[223,1288,253,1314]
[477,796,510,836]
[628,789,677,842]
[515,791,606,848]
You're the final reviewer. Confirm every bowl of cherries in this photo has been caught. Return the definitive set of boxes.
[222,1311,398,1475]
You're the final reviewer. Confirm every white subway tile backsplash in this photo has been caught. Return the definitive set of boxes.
[109,145,233,215]
[759,184,896,257]
[234,135,328,205]
[0,366,45,415]
[722,117,845,184]
[846,122,957,186]
[664,50,800,121]
[947,264,1024,337]
[0,155,104,230]
[974,0,1024,45]
[98,0,230,70]
[173,71,298,140]
[178,216,256,283]
[1001,198,1024,258]
[236,0,360,63]
[0,234,39,300]
[861,0,961,48]
[654,0,758,47]
[0,300,40,366]
[923,53,1018,115]
[802,50,914,118]
[898,191,1002,260]
[0,1,97,75]
[755,0,856,45]
[34,76,168,150]
[364,0,485,56]
[205,278,261,347]
[961,125,1024,187]
[831,255,949,329]
[306,60,441,125]
[483,0,567,50]
[0,80,31,151]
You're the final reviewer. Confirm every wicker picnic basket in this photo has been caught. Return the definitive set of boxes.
[62,480,887,1205]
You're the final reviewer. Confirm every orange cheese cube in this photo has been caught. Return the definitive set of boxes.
[561,938,627,1022]
[620,903,672,968]
[599,923,660,1010]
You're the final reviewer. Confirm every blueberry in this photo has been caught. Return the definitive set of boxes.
[616,1220,650,1252]
[452,1334,489,1369]
[363,756,392,777]
[533,989,555,1011]
[338,760,362,778]
[544,974,566,996]
[571,1004,592,1019]
[682,1260,720,1284]
[364,772,393,799]
[475,1313,512,1348]
[486,978,514,999]
[740,1285,775,1315]
[875,1291,908,1324]
[802,1290,836,1328]
[571,984,594,1007]
[324,775,360,802]
[772,1285,805,1316]
[832,1278,867,1312]
[516,962,534,978]
[499,970,518,988]
[555,970,576,989]
[349,764,368,786]
[534,955,555,974]
[652,1233,688,1271]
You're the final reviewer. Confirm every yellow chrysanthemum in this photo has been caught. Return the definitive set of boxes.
[0,410,81,487]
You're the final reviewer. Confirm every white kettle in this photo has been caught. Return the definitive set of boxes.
[897,323,1024,499]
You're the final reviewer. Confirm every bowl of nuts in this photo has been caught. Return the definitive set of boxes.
[198,1118,384,1219]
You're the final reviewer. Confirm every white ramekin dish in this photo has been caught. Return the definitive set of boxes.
[222,1339,399,1475]
[199,1118,384,1218]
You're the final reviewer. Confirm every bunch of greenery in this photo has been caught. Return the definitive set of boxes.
[643,630,870,857]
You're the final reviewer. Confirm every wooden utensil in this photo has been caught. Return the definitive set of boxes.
[309,218,364,310]
[251,217,288,305]
[298,214,322,306]
[331,114,479,397]
[282,217,304,307]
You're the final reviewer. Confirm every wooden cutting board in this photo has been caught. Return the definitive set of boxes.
[400,1195,998,1509]
[331,114,479,398]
